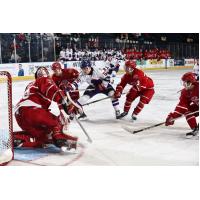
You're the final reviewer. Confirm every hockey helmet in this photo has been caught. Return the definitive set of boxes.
[125,60,136,68]
[80,59,91,69]
[182,72,196,83]
[124,60,136,73]
[35,67,50,79]
[181,72,196,89]
[51,62,62,71]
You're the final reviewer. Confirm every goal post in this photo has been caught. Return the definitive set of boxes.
[0,71,13,165]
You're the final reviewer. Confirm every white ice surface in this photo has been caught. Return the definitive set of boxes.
[6,69,199,165]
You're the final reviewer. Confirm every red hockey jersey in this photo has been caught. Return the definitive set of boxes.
[52,68,79,87]
[117,68,154,92]
[172,82,199,118]
[15,77,64,111]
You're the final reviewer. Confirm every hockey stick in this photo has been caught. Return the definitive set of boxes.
[82,96,111,106]
[70,88,96,92]
[124,110,199,134]
[127,122,165,134]
[65,92,93,143]
[74,115,92,143]
[82,92,127,106]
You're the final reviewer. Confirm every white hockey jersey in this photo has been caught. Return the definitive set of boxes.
[193,64,199,76]
[75,67,110,88]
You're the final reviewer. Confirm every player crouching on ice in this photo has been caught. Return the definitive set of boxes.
[69,59,120,119]
[114,60,155,120]
[165,72,199,138]
[13,67,78,152]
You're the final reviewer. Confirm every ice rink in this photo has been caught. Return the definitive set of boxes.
[6,68,199,166]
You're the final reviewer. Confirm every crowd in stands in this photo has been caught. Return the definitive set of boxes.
[0,33,198,64]
[58,48,125,61]
[58,47,171,62]
[125,48,171,60]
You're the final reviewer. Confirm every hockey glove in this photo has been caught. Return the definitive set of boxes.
[67,104,79,115]
[114,85,123,98]
[165,112,175,126]
[114,90,121,98]
[65,82,74,92]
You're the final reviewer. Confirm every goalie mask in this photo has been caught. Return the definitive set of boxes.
[35,67,50,79]
[181,72,196,90]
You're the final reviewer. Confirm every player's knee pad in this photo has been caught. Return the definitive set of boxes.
[78,95,90,105]
[14,132,43,148]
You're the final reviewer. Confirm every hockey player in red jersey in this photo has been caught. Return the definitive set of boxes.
[165,72,199,137]
[114,60,155,120]
[14,67,78,151]
[51,62,80,101]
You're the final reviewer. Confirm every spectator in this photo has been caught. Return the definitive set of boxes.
[18,63,24,76]
[10,50,21,63]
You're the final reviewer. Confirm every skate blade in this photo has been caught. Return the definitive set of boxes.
[60,146,77,153]
[186,134,199,140]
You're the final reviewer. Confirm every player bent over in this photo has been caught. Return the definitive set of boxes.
[51,62,80,119]
[70,59,120,119]
[14,67,78,151]
[165,72,199,138]
[51,62,80,102]
[114,60,155,120]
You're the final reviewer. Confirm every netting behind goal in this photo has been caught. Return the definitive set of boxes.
[0,71,13,165]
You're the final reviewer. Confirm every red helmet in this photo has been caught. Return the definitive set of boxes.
[181,72,196,83]
[52,62,62,71]
[124,60,136,73]
[125,60,136,69]
[35,67,50,79]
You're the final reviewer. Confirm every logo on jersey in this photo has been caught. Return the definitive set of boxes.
[191,96,199,105]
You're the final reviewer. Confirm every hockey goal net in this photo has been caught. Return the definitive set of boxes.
[0,71,13,165]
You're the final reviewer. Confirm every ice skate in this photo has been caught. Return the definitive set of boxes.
[117,111,128,119]
[53,133,78,151]
[115,110,121,119]
[186,126,199,139]
[78,112,87,120]
[131,114,137,121]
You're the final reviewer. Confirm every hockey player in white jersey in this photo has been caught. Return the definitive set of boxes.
[193,59,199,81]
[104,55,120,84]
[71,59,120,119]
